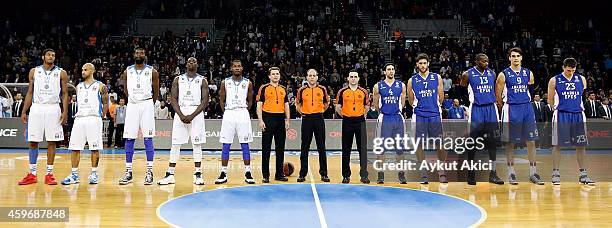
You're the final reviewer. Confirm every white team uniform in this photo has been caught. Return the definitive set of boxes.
[27,65,64,142]
[219,77,253,144]
[123,64,156,139]
[172,74,206,145]
[68,81,104,151]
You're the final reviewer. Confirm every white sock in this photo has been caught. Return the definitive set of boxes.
[91,167,97,173]
[507,165,515,175]
[195,167,202,173]
[167,167,175,174]
[71,168,78,175]
[552,169,560,176]
[126,163,133,172]
[46,165,53,174]
[529,165,537,176]
[147,161,154,170]
[244,165,251,173]
[29,164,37,175]
[221,166,228,173]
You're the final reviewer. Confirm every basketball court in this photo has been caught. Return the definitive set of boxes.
[0,149,610,227]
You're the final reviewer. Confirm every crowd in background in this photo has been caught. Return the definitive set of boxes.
[1,0,611,124]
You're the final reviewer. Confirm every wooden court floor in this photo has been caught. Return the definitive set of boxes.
[0,152,611,227]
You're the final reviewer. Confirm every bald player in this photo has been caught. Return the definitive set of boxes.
[61,63,108,185]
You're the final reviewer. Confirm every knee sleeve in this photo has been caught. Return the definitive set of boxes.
[192,144,202,162]
[169,144,181,163]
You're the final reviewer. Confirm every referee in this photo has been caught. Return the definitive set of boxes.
[296,69,330,182]
[335,70,370,184]
[256,67,290,183]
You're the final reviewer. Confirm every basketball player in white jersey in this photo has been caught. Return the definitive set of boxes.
[61,63,108,185]
[18,48,69,185]
[157,57,209,185]
[119,47,160,185]
[215,59,255,184]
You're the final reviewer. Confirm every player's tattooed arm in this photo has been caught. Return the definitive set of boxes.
[459,71,469,87]
[372,83,380,112]
[21,68,35,124]
[495,72,506,108]
[547,77,556,111]
[100,83,109,117]
[59,69,69,125]
[120,70,128,99]
[219,80,226,113]
[152,69,160,102]
[170,77,187,123]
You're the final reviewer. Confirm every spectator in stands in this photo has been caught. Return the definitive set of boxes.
[289,97,300,119]
[160,83,168,100]
[584,92,601,118]
[107,97,117,148]
[598,97,612,120]
[442,93,453,110]
[442,74,452,92]
[532,94,549,123]
[155,100,170,119]
[12,93,23,117]
[447,99,465,119]
[0,95,10,118]
[114,98,126,148]
[108,89,118,103]
[68,95,78,129]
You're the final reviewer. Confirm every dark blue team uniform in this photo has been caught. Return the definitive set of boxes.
[501,67,537,143]
[377,80,405,154]
[466,67,499,136]
[410,72,443,139]
[552,73,588,146]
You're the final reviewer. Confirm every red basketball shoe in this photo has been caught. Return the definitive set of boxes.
[18,173,37,185]
[45,173,58,185]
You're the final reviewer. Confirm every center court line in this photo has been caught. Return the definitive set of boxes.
[308,163,328,228]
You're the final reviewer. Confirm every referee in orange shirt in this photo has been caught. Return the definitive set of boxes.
[256,67,290,183]
[336,70,370,184]
[296,69,330,182]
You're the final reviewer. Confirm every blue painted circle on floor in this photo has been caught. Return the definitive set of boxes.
[158,184,485,228]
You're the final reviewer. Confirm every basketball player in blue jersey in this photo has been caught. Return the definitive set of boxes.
[118,47,160,185]
[460,54,504,185]
[215,59,256,185]
[61,63,108,185]
[548,58,595,185]
[495,47,543,185]
[19,49,69,185]
[372,63,407,184]
[407,53,448,184]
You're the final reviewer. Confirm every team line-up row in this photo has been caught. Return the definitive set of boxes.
[16,47,595,187]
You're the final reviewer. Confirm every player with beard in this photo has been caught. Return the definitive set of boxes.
[118,47,160,185]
